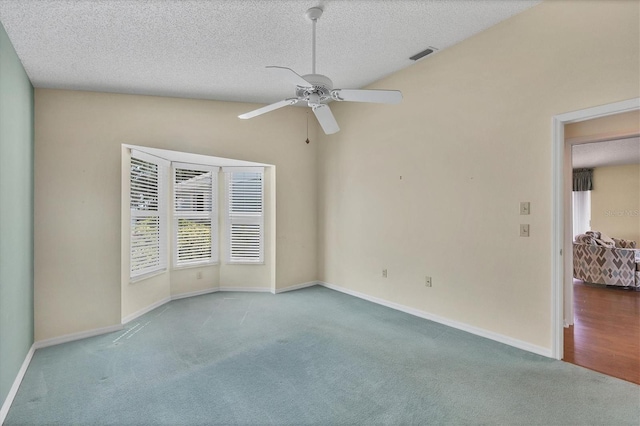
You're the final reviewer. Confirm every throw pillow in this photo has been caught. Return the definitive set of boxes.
[596,233,615,248]
[586,230,600,239]
[574,234,595,245]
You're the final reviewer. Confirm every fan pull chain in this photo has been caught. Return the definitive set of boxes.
[305,111,310,144]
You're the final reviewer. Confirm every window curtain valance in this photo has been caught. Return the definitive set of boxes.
[573,168,593,191]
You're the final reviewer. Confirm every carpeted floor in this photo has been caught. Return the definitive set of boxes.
[6,286,640,425]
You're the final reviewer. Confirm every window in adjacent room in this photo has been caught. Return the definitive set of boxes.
[173,163,219,267]
[224,167,264,264]
[129,150,168,278]
[571,167,593,238]
[572,190,591,238]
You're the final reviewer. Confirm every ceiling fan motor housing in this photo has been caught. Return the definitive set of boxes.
[297,73,333,104]
[238,5,401,135]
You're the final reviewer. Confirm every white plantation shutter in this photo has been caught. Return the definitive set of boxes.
[130,150,168,278]
[173,163,219,266]
[224,167,264,263]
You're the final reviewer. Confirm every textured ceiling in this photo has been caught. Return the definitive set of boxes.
[0,0,539,104]
[572,137,640,169]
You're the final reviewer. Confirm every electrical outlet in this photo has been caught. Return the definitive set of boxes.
[520,224,530,237]
[520,202,530,215]
[382,269,388,278]
[425,276,432,287]
[196,271,203,280]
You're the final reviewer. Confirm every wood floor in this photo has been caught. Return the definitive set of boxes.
[564,280,640,384]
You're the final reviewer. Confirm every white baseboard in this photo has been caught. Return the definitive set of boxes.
[123,287,269,324]
[34,324,124,350]
[0,344,35,425]
[121,297,171,325]
[218,286,270,293]
[171,287,219,301]
[26,285,297,359]
[319,282,552,358]
[274,281,319,294]
[2,286,223,421]
[3,324,125,422]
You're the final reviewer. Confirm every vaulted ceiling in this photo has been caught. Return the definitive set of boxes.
[0,0,539,104]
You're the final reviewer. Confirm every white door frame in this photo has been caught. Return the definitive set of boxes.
[551,97,640,360]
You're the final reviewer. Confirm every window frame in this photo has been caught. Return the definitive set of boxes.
[129,149,168,280]
[224,167,265,264]
[172,162,219,268]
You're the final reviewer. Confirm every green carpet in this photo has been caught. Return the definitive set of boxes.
[6,286,640,425]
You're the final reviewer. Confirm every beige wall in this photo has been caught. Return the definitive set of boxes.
[35,89,318,340]
[591,164,640,242]
[317,0,639,350]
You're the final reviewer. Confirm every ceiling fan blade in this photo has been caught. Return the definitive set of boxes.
[238,98,298,119]
[331,89,403,104]
[312,104,340,135]
[266,66,313,88]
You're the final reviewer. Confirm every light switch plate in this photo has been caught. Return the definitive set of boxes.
[520,224,530,237]
[520,202,530,215]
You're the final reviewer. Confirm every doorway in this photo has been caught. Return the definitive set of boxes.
[551,98,640,363]
[563,134,640,383]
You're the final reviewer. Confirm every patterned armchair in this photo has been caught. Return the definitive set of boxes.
[573,232,640,288]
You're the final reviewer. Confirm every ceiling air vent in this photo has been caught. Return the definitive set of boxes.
[410,47,438,61]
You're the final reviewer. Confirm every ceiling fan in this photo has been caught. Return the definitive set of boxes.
[238,7,403,135]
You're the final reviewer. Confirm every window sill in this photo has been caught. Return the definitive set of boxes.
[129,268,167,284]
[172,262,219,271]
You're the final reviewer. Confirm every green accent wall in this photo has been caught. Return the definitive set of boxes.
[0,21,34,406]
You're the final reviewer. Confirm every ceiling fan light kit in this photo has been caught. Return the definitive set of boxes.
[238,6,403,135]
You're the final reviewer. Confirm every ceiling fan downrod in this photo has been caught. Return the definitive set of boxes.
[305,7,323,75]
[237,5,402,135]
